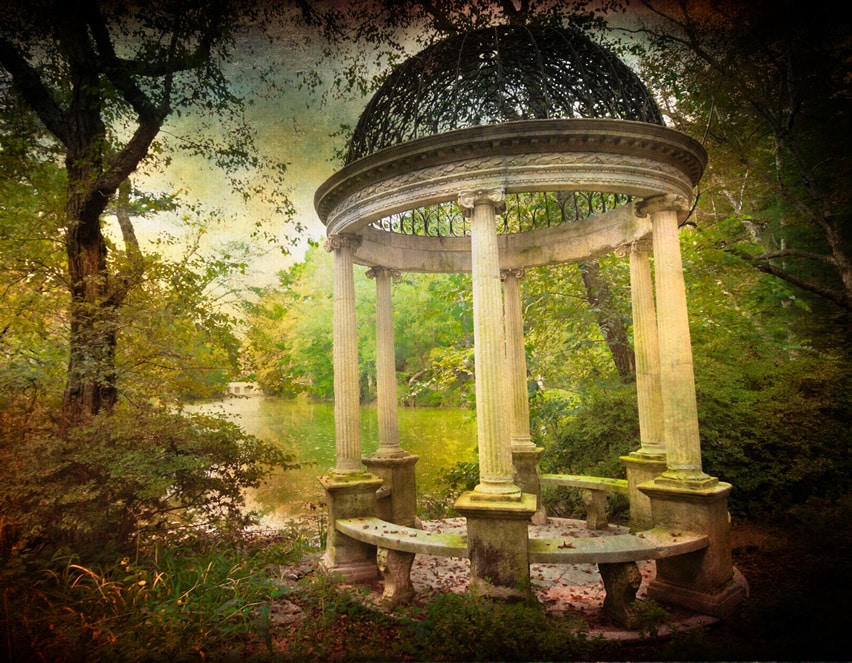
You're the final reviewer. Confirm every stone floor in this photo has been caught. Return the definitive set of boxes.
[410,517,719,642]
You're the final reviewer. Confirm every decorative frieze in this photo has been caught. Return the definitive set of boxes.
[325,151,693,236]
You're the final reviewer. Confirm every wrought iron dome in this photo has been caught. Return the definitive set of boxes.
[346,23,664,164]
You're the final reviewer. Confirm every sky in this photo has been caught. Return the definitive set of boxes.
[115,24,370,293]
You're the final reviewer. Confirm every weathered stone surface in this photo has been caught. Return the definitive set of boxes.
[599,561,642,628]
[377,547,417,607]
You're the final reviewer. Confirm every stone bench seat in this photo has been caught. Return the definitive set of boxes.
[336,517,467,557]
[539,474,629,529]
[528,527,709,564]
[335,516,710,626]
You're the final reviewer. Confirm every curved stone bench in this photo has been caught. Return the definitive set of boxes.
[336,517,467,557]
[528,527,708,564]
[336,516,709,626]
[540,474,629,529]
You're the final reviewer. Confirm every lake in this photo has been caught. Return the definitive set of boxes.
[188,397,477,523]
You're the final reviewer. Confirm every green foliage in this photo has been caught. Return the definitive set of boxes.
[409,591,594,661]
[696,347,852,518]
[116,213,251,404]
[1,535,305,662]
[244,245,336,399]
[286,574,414,661]
[0,406,298,558]
[632,599,669,639]
[634,2,851,310]
[537,380,638,479]
[416,460,481,519]
[245,248,476,406]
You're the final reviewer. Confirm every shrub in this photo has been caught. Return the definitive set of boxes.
[0,405,298,559]
[0,535,305,661]
[409,591,595,661]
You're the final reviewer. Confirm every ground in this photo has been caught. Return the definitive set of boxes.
[267,517,851,661]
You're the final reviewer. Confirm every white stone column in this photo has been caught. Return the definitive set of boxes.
[366,266,404,458]
[459,188,520,499]
[503,267,546,523]
[326,234,363,473]
[636,195,715,489]
[501,268,534,451]
[628,239,665,458]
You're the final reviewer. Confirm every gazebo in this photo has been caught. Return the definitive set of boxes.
[314,24,746,621]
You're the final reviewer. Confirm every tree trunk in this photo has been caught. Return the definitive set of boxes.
[61,168,118,426]
[578,260,636,380]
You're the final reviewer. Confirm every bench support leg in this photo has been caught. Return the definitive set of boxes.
[599,561,642,629]
[377,547,417,607]
[582,488,609,529]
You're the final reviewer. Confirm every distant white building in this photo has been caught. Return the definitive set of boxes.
[226,382,261,397]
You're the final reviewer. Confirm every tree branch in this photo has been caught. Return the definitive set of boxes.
[0,36,69,144]
[753,248,837,266]
[754,261,848,309]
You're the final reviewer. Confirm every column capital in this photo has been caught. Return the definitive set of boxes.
[500,268,526,281]
[631,238,654,254]
[616,239,652,258]
[458,188,506,217]
[324,233,362,252]
[634,194,690,219]
[365,266,401,280]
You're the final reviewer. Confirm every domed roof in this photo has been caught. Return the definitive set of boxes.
[346,24,663,164]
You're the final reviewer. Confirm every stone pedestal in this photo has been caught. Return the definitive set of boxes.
[621,453,667,532]
[639,479,747,618]
[363,453,419,527]
[511,446,547,525]
[319,472,384,581]
[455,492,537,601]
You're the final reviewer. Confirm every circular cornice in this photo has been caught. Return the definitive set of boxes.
[314,118,706,271]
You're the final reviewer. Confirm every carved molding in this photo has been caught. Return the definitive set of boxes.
[324,152,693,236]
[315,119,707,225]
[324,234,363,252]
[501,268,526,281]
[632,238,654,254]
[634,194,690,218]
[458,188,506,216]
[365,266,402,280]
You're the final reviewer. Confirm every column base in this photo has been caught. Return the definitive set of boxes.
[363,452,419,527]
[647,570,749,619]
[653,468,719,490]
[639,478,747,618]
[455,492,537,601]
[620,453,667,532]
[319,471,384,582]
[512,445,547,524]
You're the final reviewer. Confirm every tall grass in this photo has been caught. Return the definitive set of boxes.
[1,532,310,662]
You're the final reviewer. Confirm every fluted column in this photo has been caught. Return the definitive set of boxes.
[366,266,404,458]
[501,268,534,451]
[503,267,546,523]
[636,195,715,489]
[326,234,363,473]
[628,239,665,458]
[459,188,520,499]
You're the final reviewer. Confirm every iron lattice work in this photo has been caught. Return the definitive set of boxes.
[347,24,663,164]
[370,191,632,237]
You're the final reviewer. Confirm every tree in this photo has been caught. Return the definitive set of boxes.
[631,0,852,312]
[0,0,293,426]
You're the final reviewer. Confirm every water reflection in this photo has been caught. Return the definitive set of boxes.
[187,398,477,520]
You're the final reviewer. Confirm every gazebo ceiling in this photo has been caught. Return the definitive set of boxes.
[346,24,664,165]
